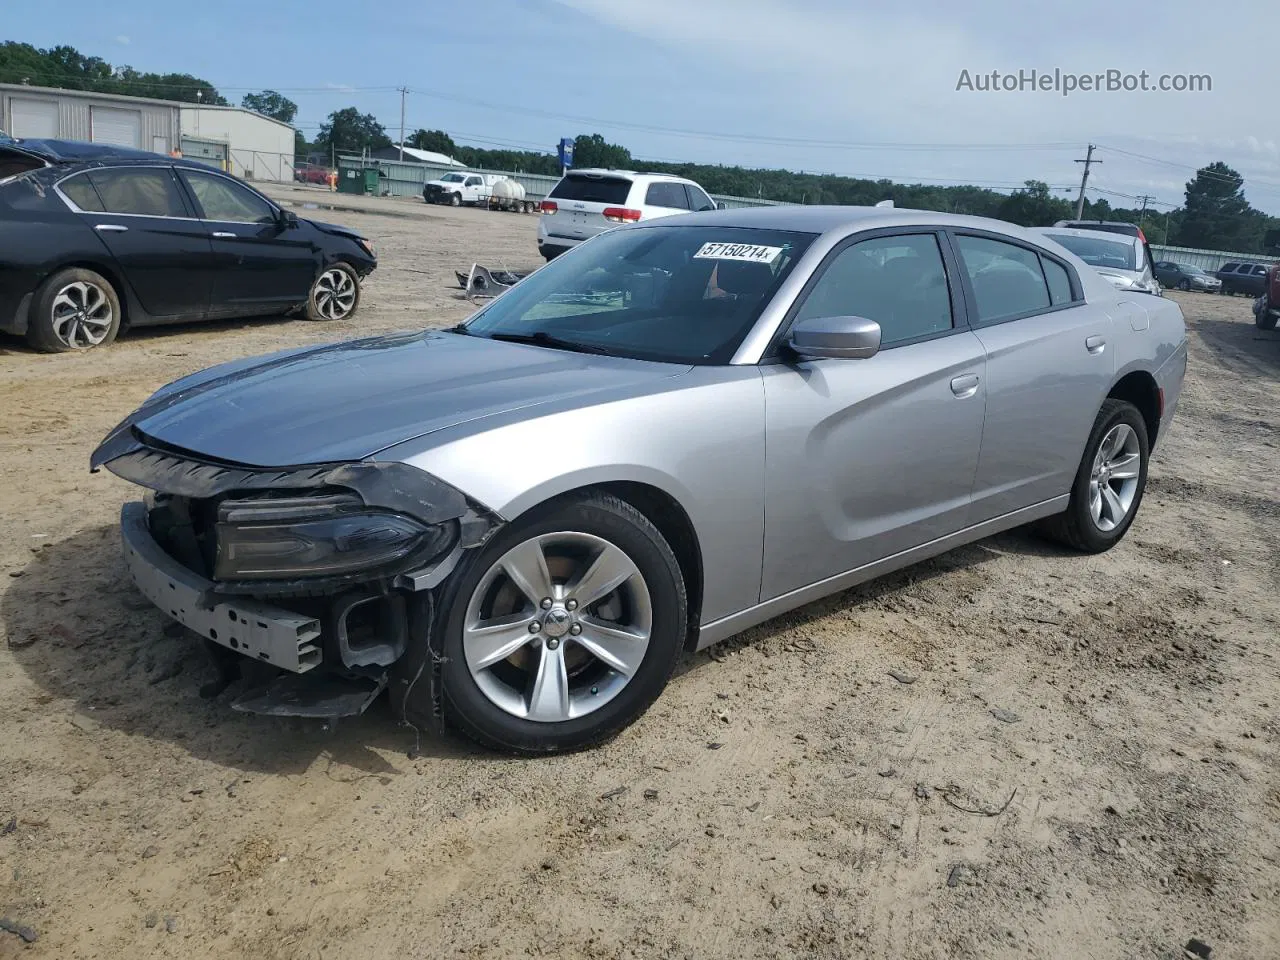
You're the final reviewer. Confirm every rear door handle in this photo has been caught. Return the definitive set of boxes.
[950,374,980,399]
[212,231,236,238]
[1086,335,1107,354]
[94,224,128,232]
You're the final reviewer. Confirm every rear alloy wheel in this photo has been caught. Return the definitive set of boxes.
[305,263,360,321]
[1040,398,1149,553]
[435,492,687,754]
[27,267,121,353]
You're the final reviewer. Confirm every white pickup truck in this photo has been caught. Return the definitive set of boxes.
[423,172,501,206]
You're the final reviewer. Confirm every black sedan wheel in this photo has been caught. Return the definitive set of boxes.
[1177,279,1190,291]
[27,267,121,353]
[434,491,688,754]
[305,263,360,321]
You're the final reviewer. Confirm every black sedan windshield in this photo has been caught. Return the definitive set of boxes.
[461,225,816,364]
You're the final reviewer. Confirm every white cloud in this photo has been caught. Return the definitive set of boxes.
[551,0,1280,211]
[115,35,130,45]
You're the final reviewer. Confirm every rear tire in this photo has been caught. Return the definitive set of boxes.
[26,267,121,353]
[1257,299,1278,330]
[430,491,688,755]
[1039,399,1149,554]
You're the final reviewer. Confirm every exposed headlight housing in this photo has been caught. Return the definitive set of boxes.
[358,237,375,257]
[213,493,451,581]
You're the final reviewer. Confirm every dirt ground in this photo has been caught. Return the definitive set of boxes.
[1,188,1278,960]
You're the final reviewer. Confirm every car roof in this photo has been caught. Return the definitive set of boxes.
[1034,226,1140,245]
[658,204,1096,243]
[1,139,219,173]
[562,168,692,184]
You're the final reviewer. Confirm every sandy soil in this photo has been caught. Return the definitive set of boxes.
[1,190,1278,959]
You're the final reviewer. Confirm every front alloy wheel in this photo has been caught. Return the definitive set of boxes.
[433,492,687,754]
[463,532,653,722]
[306,264,360,321]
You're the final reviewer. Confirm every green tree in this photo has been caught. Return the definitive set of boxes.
[0,41,225,104]
[572,133,631,170]
[241,90,297,124]
[1174,162,1264,250]
[996,180,1072,227]
[406,129,458,157]
[314,107,391,157]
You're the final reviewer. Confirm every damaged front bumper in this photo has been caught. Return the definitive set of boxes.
[97,434,502,722]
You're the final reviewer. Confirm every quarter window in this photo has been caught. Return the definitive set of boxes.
[1041,256,1074,306]
[645,182,690,210]
[685,185,716,212]
[82,168,188,218]
[954,235,1051,323]
[794,233,954,346]
[181,170,276,223]
[59,173,105,212]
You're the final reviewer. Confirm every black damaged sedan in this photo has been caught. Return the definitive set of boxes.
[0,139,376,352]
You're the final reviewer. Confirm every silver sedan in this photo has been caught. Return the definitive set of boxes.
[93,206,1188,753]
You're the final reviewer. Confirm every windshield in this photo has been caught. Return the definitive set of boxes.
[1045,233,1137,271]
[1179,263,1207,276]
[440,173,466,183]
[460,225,816,364]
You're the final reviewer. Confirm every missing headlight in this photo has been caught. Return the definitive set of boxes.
[213,493,452,581]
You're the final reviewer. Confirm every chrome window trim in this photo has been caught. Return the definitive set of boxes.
[53,167,199,220]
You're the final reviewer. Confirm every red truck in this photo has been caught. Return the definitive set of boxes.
[1256,263,1280,330]
[293,162,333,186]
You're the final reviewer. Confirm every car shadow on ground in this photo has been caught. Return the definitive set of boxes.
[1190,313,1280,379]
[1,524,498,777]
[3,523,1074,771]
[0,313,300,356]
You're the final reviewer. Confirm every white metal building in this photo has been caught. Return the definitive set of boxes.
[180,104,295,182]
[0,83,297,182]
[0,82,180,155]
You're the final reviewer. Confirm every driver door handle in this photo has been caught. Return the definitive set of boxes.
[950,374,980,399]
[94,223,128,232]
[1086,335,1107,354]
[212,231,237,238]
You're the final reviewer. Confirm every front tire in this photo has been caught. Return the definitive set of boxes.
[432,492,688,754]
[450,192,461,207]
[304,263,360,321]
[1040,399,1150,553]
[26,267,121,353]
[1177,279,1190,291]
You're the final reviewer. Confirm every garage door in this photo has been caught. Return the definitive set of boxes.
[9,98,59,139]
[91,106,142,148]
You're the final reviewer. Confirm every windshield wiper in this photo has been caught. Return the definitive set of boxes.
[484,331,615,356]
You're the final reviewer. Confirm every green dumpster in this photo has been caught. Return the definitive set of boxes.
[337,165,379,196]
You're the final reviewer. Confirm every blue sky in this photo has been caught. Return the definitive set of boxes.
[8,0,1280,214]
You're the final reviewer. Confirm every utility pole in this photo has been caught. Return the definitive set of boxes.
[1074,143,1101,220]
[1135,194,1154,230]
[398,87,408,162]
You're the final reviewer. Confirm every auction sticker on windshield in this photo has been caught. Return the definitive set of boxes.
[693,242,784,264]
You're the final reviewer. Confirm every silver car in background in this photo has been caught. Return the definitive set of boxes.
[1033,226,1161,295]
[93,206,1188,754]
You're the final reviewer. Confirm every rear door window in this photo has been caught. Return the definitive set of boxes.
[954,234,1052,323]
[547,174,633,205]
[645,181,690,210]
[83,167,188,218]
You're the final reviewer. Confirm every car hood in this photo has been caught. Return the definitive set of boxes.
[95,330,690,469]
[307,218,365,241]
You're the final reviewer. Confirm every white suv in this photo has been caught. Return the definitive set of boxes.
[536,169,718,261]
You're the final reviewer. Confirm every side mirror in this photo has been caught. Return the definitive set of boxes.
[277,208,298,228]
[716,201,727,210]
[787,315,882,360]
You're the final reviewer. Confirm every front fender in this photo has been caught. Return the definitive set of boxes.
[384,367,767,624]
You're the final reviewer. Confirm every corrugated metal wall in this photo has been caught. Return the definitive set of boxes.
[1149,244,1276,272]
[1,87,179,153]
[338,154,791,209]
